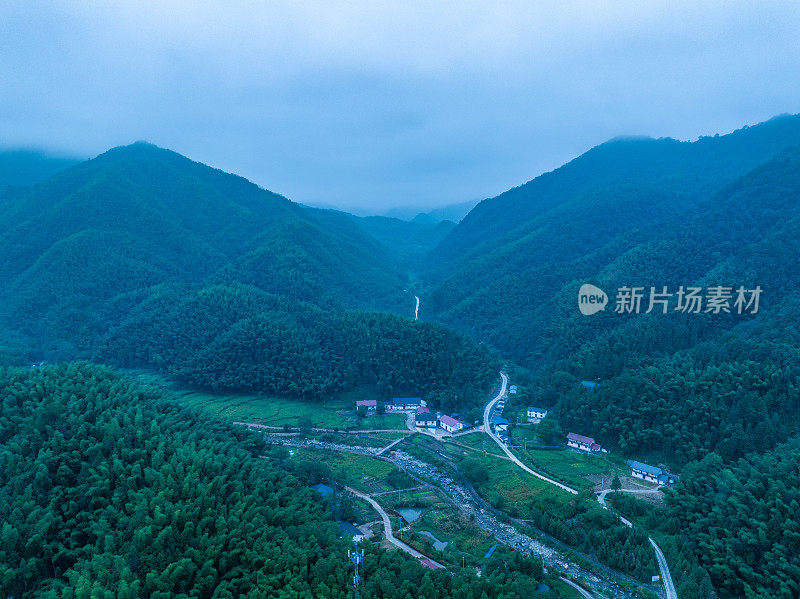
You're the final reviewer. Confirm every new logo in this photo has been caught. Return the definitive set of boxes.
[578,283,608,315]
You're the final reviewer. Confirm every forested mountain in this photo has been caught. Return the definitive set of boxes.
[419,115,800,598]
[0,363,548,598]
[0,143,495,411]
[0,148,79,188]
[0,142,406,315]
[344,213,456,270]
[423,118,800,462]
[382,199,478,223]
[95,283,496,409]
[430,114,800,273]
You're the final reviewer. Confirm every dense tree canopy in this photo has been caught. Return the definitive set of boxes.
[0,363,553,599]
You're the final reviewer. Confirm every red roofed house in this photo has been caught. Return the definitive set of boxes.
[355,399,377,412]
[438,415,465,434]
[415,406,438,428]
[566,432,596,452]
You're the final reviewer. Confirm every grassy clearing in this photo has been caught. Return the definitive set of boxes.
[514,447,624,491]
[448,432,506,457]
[133,371,407,430]
[379,486,496,567]
[175,389,355,428]
[289,447,407,494]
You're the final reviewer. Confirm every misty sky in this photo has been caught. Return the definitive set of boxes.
[2,1,800,212]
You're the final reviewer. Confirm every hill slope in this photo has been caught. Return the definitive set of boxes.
[420,115,800,599]
[0,147,79,188]
[0,363,543,598]
[0,142,405,318]
[0,144,496,411]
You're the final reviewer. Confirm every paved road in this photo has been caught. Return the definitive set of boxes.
[559,576,596,598]
[484,373,677,597]
[650,537,678,599]
[483,373,578,495]
[262,434,641,598]
[235,422,404,434]
[596,492,678,597]
[346,486,445,569]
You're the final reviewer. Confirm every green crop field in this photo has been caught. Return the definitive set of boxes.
[515,447,624,491]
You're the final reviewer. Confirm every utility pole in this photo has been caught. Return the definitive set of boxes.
[348,543,364,599]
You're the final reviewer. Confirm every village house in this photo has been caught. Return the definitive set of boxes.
[492,415,510,434]
[509,385,518,394]
[337,521,364,543]
[566,432,602,452]
[355,399,377,412]
[386,397,423,411]
[438,415,466,434]
[627,460,680,485]
[527,406,548,423]
[415,406,438,428]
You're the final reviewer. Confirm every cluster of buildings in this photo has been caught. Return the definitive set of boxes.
[355,397,467,434]
[565,433,679,486]
[489,396,511,444]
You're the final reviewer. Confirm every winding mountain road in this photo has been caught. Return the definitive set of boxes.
[346,486,444,569]
[482,373,578,495]
[488,372,678,597]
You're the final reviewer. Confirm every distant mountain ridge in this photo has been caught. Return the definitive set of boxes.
[430,114,800,272]
[0,147,80,187]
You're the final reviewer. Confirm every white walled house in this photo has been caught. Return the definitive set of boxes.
[627,460,679,485]
[386,397,422,412]
[527,406,548,423]
[439,415,465,434]
[566,432,601,452]
[415,406,438,428]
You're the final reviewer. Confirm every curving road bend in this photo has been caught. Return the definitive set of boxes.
[489,372,678,597]
[597,490,678,597]
[483,373,578,495]
[346,486,445,569]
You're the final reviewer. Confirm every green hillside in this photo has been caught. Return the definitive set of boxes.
[94,283,497,410]
[420,115,800,599]
[0,144,495,411]
[0,363,547,598]
[0,143,406,314]
[0,148,79,188]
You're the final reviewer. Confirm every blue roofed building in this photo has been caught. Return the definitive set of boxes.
[627,460,679,485]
